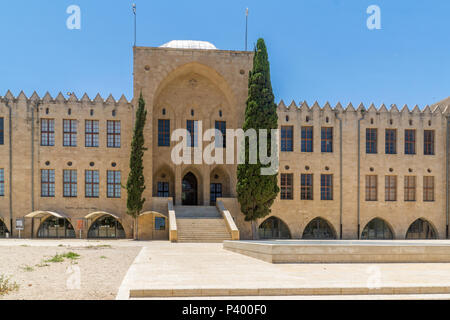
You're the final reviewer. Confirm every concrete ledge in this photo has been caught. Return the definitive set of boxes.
[168,200,177,242]
[223,240,450,263]
[216,200,239,240]
[129,285,450,298]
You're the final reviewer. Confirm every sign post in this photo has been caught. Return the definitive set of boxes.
[15,218,24,239]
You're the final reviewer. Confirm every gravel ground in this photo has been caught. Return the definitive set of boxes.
[0,244,141,300]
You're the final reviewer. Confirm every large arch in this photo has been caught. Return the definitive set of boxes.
[406,218,437,239]
[182,171,198,205]
[0,219,9,238]
[25,211,75,239]
[361,217,394,240]
[302,217,337,240]
[153,62,237,110]
[258,216,291,240]
[87,213,126,239]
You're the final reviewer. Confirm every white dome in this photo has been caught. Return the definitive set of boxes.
[160,40,217,50]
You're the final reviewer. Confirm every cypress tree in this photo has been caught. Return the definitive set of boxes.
[237,38,280,239]
[126,93,147,240]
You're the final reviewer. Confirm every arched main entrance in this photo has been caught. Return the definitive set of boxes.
[0,219,9,238]
[37,217,76,238]
[88,215,126,239]
[361,218,394,240]
[182,172,198,205]
[406,218,437,239]
[258,217,291,240]
[302,217,337,240]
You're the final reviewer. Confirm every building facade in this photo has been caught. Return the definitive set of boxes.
[0,40,449,240]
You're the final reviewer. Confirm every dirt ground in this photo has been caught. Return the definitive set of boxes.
[0,244,141,300]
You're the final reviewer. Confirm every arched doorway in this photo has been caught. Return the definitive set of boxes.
[88,215,126,239]
[258,217,291,239]
[406,218,437,239]
[0,220,9,238]
[302,217,337,240]
[361,218,394,240]
[38,217,76,238]
[182,172,198,205]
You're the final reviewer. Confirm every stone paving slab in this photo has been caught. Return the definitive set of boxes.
[115,242,450,299]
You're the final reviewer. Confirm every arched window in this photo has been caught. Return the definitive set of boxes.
[258,217,291,240]
[0,220,9,238]
[406,218,437,239]
[361,218,393,240]
[302,217,337,239]
[38,217,75,238]
[88,215,125,239]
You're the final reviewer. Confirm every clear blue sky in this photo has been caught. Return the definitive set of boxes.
[0,0,449,108]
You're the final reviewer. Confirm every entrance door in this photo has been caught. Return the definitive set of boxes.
[182,172,198,205]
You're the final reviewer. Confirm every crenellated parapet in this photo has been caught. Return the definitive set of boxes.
[0,90,131,108]
[276,100,449,124]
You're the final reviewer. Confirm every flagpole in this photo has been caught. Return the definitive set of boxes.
[133,4,137,47]
[245,8,249,51]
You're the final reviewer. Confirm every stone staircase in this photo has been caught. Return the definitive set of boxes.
[174,206,232,243]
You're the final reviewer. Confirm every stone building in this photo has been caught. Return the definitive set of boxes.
[0,40,449,241]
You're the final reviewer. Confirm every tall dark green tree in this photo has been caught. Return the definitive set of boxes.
[237,38,280,239]
[126,93,147,240]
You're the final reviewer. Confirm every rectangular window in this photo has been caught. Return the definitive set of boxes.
[107,170,121,198]
[405,129,416,155]
[215,121,226,148]
[41,169,55,197]
[301,126,313,152]
[41,119,55,146]
[63,119,77,147]
[187,120,198,147]
[0,169,4,196]
[210,183,222,204]
[300,174,313,200]
[107,120,121,148]
[157,182,169,197]
[404,176,416,202]
[155,217,166,231]
[385,176,397,201]
[385,129,397,154]
[424,130,435,155]
[158,119,170,147]
[423,176,435,202]
[0,117,4,145]
[280,173,293,200]
[321,174,333,200]
[365,175,377,201]
[281,126,293,152]
[321,127,333,153]
[85,170,99,198]
[85,120,99,147]
[63,170,77,197]
[366,128,377,154]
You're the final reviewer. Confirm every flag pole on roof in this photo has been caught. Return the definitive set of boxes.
[245,8,249,51]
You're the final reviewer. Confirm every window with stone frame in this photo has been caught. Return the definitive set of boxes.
[85,170,99,198]
[63,169,77,197]
[85,120,99,147]
[404,176,416,202]
[320,174,333,200]
[41,119,55,146]
[41,169,55,197]
[281,126,293,152]
[423,176,435,202]
[385,175,397,201]
[107,120,121,148]
[63,119,77,147]
[366,128,377,154]
[301,174,313,200]
[107,170,121,198]
[365,175,377,201]
[301,126,313,152]
[321,127,333,153]
[424,130,435,155]
[385,129,397,154]
[280,173,293,200]
[405,129,416,155]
